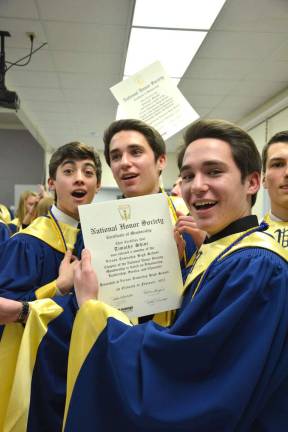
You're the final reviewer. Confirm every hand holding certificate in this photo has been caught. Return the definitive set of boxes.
[79,194,183,318]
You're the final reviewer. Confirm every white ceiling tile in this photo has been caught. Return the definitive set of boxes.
[269,41,288,61]
[180,78,238,96]
[184,58,257,80]
[8,70,60,88]
[37,0,132,25]
[52,51,123,74]
[186,93,225,108]
[44,21,127,53]
[218,94,265,110]
[246,61,288,82]
[213,0,288,33]
[198,31,287,60]
[24,101,68,113]
[229,81,287,97]
[17,87,64,102]
[58,72,120,90]
[0,0,39,19]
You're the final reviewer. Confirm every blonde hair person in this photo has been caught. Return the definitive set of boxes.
[13,190,38,230]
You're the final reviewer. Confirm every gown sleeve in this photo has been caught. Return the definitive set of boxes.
[0,234,62,301]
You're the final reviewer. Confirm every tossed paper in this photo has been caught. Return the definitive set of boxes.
[110,61,199,140]
[79,194,183,318]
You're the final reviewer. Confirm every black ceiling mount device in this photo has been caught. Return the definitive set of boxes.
[0,31,20,110]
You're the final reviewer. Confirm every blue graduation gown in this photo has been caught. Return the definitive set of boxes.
[63,228,288,431]
[0,215,81,301]
[0,221,10,244]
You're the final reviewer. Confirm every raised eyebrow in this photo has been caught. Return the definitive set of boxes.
[61,160,96,169]
[269,157,285,163]
[110,144,143,152]
[61,159,77,167]
[180,160,225,173]
[82,162,96,170]
[180,164,191,174]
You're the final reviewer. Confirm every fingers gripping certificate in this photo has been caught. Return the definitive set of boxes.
[79,194,183,318]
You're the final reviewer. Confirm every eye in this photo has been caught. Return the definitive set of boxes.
[84,169,95,177]
[63,168,73,175]
[181,173,194,182]
[131,148,143,156]
[270,161,285,168]
[208,169,222,176]
[110,153,121,162]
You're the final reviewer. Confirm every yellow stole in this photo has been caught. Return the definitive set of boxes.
[0,299,63,431]
[183,228,288,299]
[263,213,288,249]
[18,216,78,253]
[14,216,79,299]
[0,204,11,223]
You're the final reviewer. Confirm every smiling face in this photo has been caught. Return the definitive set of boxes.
[48,159,100,219]
[263,142,288,220]
[180,138,260,237]
[109,130,167,197]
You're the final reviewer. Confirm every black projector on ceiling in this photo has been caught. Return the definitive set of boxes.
[0,30,20,110]
[0,86,20,110]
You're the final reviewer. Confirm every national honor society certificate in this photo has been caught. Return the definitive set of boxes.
[79,194,183,318]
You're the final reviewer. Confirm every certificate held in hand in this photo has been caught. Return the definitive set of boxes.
[79,194,183,318]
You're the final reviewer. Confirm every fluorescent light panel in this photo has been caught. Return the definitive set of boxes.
[133,0,227,29]
[124,28,207,78]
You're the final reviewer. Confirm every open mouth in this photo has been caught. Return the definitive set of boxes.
[193,201,217,210]
[121,173,138,180]
[71,190,87,198]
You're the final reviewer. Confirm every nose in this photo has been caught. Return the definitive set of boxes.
[284,163,288,177]
[74,169,85,183]
[191,173,209,194]
[120,152,132,168]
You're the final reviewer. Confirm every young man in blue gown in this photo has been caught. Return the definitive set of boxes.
[0,142,101,302]
[262,131,288,249]
[64,119,288,431]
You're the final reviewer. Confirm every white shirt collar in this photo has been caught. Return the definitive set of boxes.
[50,204,79,228]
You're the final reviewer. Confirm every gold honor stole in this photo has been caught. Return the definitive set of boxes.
[63,300,132,430]
[0,299,63,432]
[263,213,288,249]
[183,229,288,298]
[15,216,79,299]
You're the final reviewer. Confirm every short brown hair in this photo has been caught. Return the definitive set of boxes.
[262,131,288,173]
[103,119,166,166]
[178,119,261,206]
[49,141,102,183]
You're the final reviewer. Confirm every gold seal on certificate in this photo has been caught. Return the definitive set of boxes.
[79,194,183,317]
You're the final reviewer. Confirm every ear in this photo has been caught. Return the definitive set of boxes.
[48,177,56,192]
[246,171,260,196]
[95,181,101,194]
[156,154,167,173]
